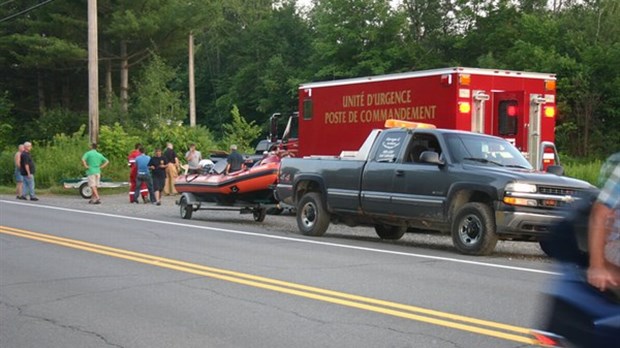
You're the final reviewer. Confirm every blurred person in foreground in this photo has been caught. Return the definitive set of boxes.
[588,153,620,294]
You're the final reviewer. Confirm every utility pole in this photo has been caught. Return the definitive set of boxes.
[189,32,196,127]
[88,0,99,143]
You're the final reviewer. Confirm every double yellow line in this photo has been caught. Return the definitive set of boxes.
[0,225,543,346]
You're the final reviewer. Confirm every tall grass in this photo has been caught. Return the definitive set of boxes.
[561,157,603,187]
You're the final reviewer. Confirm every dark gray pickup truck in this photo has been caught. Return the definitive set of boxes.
[275,126,597,255]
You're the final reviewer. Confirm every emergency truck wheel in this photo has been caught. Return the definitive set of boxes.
[179,196,193,220]
[451,202,498,256]
[297,192,330,236]
[253,208,267,222]
[79,183,93,199]
[375,225,406,240]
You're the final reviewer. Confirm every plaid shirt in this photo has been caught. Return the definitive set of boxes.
[598,160,620,242]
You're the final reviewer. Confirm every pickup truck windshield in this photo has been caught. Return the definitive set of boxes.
[445,133,532,169]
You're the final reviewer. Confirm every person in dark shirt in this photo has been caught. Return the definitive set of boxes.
[19,141,38,201]
[225,144,245,175]
[149,148,168,205]
[163,142,179,195]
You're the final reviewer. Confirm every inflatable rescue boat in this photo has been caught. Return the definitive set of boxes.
[174,154,280,205]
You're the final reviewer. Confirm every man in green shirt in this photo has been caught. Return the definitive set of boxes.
[81,143,109,204]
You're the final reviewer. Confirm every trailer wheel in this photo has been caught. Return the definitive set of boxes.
[79,183,93,199]
[253,208,267,222]
[179,196,193,220]
[297,192,330,236]
[375,225,406,240]
[451,202,498,255]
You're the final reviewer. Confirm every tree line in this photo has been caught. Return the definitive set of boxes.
[1,0,619,157]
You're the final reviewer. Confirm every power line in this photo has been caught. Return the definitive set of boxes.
[0,0,56,24]
[0,0,18,7]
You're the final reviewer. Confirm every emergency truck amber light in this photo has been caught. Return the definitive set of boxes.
[545,80,556,91]
[384,119,436,129]
[458,74,471,86]
[458,102,471,114]
[544,106,555,118]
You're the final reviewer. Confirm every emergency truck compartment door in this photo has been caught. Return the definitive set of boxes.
[492,91,526,152]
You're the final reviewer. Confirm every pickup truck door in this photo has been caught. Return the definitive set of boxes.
[389,133,449,221]
[360,130,408,217]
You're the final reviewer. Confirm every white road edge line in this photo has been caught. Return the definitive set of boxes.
[0,200,560,275]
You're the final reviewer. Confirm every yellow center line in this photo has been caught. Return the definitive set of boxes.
[0,226,543,346]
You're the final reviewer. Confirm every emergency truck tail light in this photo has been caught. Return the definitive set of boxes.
[384,119,436,129]
[498,100,519,136]
[544,106,555,118]
[458,74,471,86]
[507,105,518,116]
[458,102,471,114]
[544,79,556,92]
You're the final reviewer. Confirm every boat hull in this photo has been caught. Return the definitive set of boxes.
[174,162,278,205]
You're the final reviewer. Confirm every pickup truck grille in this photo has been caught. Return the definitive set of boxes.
[538,186,577,196]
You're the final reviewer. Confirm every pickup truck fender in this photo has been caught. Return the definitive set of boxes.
[445,183,500,222]
[292,174,329,208]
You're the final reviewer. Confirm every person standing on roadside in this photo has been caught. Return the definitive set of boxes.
[81,143,109,204]
[587,152,620,294]
[163,142,179,195]
[133,146,158,205]
[148,148,167,205]
[128,143,148,203]
[185,143,202,174]
[14,144,24,200]
[19,142,38,201]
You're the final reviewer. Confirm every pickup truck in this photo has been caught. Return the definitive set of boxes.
[275,121,597,255]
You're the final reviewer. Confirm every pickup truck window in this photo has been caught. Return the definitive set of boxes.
[445,133,532,169]
[374,131,407,162]
[405,134,442,163]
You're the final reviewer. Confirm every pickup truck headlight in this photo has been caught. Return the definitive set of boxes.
[505,182,537,193]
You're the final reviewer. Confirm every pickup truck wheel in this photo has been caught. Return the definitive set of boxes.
[375,225,406,240]
[79,182,93,199]
[451,202,498,255]
[297,192,330,236]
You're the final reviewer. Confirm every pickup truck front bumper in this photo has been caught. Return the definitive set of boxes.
[495,205,570,240]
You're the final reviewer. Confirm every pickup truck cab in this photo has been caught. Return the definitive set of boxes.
[276,120,596,255]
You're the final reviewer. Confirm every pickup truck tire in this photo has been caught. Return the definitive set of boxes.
[451,202,498,255]
[375,225,406,240]
[297,192,330,236]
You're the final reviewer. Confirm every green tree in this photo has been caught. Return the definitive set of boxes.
[130,54,187,127]
[221,105,262,153]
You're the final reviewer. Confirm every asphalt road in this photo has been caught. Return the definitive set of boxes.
[0,193,557,348]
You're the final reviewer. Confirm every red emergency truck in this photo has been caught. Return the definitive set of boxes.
[295,67,559,169]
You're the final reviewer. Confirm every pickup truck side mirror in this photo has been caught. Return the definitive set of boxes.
[546,165,564,176]
[420,151,444,165]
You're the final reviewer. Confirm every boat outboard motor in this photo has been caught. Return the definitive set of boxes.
[199,159,215,174]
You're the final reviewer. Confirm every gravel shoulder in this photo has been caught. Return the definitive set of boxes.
[0,191,549,262]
